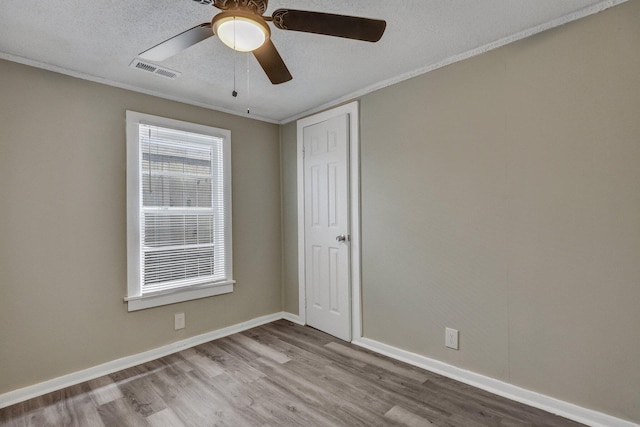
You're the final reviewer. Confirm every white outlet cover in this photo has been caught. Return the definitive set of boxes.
[445,327,459,350]
[174,313,185,330]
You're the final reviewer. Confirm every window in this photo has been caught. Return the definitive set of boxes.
[126,111,233,311]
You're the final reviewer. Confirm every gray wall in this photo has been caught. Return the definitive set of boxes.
[0,59,282,394]
[280,121,299,314]
[283,1,640,423]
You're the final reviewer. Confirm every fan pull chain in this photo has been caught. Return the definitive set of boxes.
[232,50,238,97]
[232,18,238,98]
[246,54,251,114]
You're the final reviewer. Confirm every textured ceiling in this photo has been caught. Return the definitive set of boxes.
[0,0,625,123]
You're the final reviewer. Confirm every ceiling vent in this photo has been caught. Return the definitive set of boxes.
[129,59,181,80]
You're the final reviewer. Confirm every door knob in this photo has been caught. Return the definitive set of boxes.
[336,234,348,242]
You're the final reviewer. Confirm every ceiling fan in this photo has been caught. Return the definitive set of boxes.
[138,0,386,84]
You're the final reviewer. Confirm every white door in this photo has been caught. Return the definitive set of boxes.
[303,114,351,341]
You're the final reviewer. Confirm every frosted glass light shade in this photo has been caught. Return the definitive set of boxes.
[213,15,269,52]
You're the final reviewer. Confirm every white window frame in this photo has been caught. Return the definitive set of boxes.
[125,111,234,311]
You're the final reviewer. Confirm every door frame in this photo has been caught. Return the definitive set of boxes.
[296,101,362,341]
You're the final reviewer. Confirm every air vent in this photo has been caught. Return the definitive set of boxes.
[129,59,181,80]
[154,68,179,79]
[135,62,157,73]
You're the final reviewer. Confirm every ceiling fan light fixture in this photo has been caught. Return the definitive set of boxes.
[213,12,270,52]
[140,2,386,85]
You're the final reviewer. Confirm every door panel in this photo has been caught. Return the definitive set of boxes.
[304,114,350,341]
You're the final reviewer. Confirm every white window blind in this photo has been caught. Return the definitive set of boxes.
[126,111,233,311]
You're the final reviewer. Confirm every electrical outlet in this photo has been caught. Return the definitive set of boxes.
[445,327,459,350]
[174,313,185,330]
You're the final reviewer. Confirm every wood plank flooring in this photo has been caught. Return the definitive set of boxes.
[0,320,584,426]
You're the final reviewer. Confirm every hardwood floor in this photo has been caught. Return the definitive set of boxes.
[0,320,584,426]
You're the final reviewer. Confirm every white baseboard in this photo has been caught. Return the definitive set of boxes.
[282,312,305,325]
[2,313,637,427]
[0,312,283,409]
[352,337,638,427]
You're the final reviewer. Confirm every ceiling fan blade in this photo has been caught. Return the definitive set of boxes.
[252,39,292,85]
[271,9,386,42]
[138,23,213,62]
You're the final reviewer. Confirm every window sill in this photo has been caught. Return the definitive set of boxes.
[125,280,235,312]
